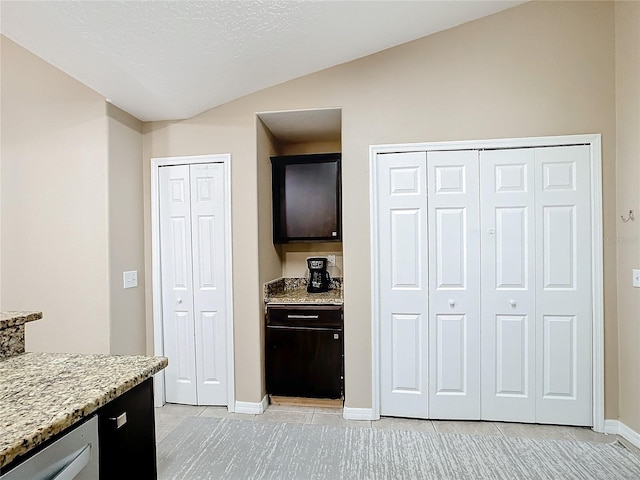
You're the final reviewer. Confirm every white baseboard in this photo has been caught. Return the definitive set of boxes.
[343,407,377,421]
[235,395,269,415]
[604,419,640,449]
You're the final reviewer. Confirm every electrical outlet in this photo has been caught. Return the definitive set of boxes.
[123,270,138,289]
[327,254,336,266]
[633,269,640,288]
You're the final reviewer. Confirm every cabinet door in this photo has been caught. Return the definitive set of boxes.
[98,379,157,479]
[271,154,341,243]
[266,326,343,399]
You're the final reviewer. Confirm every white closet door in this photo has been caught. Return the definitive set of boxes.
[378,151,429,418]
[190,163,228,405]
[534,145,592,425]
[159,165,198,405]
[480,149,536,422]
[427,150,481,419]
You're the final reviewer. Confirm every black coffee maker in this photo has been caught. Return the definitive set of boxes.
[307,257,331,293]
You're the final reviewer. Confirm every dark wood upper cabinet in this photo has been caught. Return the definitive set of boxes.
[271,153,342,244]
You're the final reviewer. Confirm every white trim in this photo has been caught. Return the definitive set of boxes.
[604,419,640,449]
[370,134,604,429]
[151,153,235,410]
[369,145,381,422]
[235,395,269,415]
[343,407,377,421]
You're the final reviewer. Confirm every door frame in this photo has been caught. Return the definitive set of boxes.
[151,153,235,410]
[369,134,604,431]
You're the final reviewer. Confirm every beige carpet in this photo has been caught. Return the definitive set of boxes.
[157,417,640,479]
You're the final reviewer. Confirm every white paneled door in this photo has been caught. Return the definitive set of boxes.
[480,148,536,422]
[377,151,429,418]
[376,143,593,426]
[159,163,228,406]
[534,146,591,425]
[427,151,480,419]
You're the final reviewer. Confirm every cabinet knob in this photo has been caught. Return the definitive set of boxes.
[510,300,517,308]
[449,299,456,308]
[177,298,183,304]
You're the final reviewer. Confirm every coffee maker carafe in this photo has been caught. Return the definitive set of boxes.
[307,257,331,293]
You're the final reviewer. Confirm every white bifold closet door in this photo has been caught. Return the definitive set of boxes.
[480,146,592,425]
[427,151,481,419]
[159,163,228,406]
[378,144,592,425]
[378,152,430,418]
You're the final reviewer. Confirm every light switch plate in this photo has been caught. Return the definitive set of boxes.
[633,269,640,288]
[123,270,138,289]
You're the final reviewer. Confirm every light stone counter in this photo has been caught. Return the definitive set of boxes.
[0,352,167,470]
[264,277,343,305]
[0,311,43,358]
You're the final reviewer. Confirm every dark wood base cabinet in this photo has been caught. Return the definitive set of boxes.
[266,305,344,399]
[98,378,157,479]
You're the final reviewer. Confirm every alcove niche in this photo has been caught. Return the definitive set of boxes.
[256,108,343,281]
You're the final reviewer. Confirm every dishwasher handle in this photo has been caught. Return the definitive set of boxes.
[287,314,319,319]
[51,444,92,480]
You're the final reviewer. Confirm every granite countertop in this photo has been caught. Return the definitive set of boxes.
[0,311,43,330]
[264,277,343,305]
[1,311,44,359]
[0,352,168,469]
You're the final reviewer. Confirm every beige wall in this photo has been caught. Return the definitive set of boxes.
[107,104,146,355]
[615,0,640,432]
[0,36,111,354]
[144,1,620,412]
[281,243,343,279]
[256,118,283,394]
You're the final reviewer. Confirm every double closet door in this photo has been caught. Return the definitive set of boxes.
[159,163,228,406]
[377,145,592,426]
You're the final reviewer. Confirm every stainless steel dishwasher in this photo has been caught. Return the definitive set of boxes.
[1,415,99,480]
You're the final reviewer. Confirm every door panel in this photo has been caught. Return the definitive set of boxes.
[535,145,591,425]
[390,209,422,288]
[378,152,429,418]
[542,315,576,398]
[495,207,529,289]
[190,163,228,405]
[542,206,576,289]
[159,165,197,405]
[427,150,480,419]
[391,314,423,393]
[435,314,467,394]
[480,149,536,422]
[435,208,466,289]
[495,315,529,397]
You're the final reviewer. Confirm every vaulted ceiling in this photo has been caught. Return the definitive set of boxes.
[0,1,524,122]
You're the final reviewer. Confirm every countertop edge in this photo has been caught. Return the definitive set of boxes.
[0,311,43,329]
[0,355,167,469]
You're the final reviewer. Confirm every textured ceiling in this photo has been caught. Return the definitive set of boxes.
[0,1,524,122]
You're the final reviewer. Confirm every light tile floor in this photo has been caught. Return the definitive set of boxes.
[155,402,640,460]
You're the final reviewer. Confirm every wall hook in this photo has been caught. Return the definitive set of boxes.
[621,209,634,223]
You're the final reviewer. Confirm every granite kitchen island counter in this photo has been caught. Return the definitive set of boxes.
[0,351,167,470]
